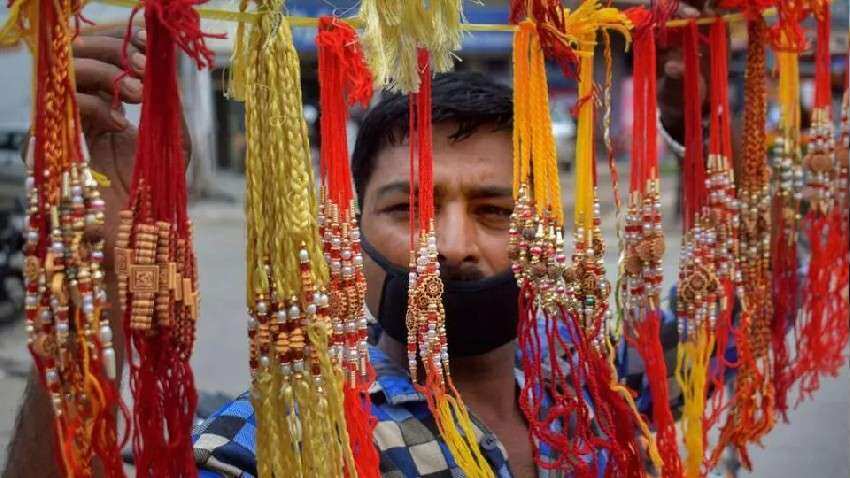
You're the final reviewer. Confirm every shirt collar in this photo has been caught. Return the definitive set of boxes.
[367,345,427,405]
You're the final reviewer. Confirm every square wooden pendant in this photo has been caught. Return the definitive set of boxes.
[129,265,159,294]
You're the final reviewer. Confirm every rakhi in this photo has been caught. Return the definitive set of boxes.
[707,17,773,472]
[620,7,682,478]
[403,50,493,478]
[316,16,380,478]
[1,0,125,475]
[795,0,849,403]
[769,1,805,400]
[674,19,719,478]
[229,1,355,475]
[114,0,217,474]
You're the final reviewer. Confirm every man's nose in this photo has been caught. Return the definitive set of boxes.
[435,202,479,267]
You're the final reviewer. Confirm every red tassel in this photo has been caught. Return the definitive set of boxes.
[633,311,682,477]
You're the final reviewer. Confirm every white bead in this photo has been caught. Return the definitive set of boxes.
[102,348,116,380]
[99,325,113,343]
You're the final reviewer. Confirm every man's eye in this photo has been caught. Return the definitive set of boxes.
[476,205,513,218]
[379,203,410,216]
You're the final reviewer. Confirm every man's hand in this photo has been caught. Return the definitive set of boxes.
[73,26,146,202]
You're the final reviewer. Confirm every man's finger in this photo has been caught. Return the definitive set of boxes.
[72,35,145,77]
[77,92,129,135]
[74,58,143,103]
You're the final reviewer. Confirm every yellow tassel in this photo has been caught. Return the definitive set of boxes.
[574,48,595,234]
[676,326,715,478]
[226,0,250,100]
[251,370,277,478]
[562,0,632,235]
[512,20,563,223]
[358,0,463,93]
[308,321,357,476]
[432,392,494,478]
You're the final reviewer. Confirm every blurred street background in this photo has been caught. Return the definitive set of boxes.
[1,0,848,476]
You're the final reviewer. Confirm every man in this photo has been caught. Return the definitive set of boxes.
[4,21,693,478]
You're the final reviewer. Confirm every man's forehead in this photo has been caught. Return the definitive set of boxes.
[367,126,513,187]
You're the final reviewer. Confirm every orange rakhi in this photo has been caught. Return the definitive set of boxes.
[1,0,126,475]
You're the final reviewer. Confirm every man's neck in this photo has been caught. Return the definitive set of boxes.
[376,334,518,417]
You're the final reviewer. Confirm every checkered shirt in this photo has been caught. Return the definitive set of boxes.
[193,311,688,478]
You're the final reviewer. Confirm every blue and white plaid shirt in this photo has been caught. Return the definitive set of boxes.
[193,314,684,477]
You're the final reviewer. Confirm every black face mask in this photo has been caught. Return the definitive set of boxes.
[361,236,519,357]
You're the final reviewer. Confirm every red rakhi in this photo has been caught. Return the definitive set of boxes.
[15,0,127,474]
[794,2,850,405]
[315,16,380,478]
[704,19,739,429]
[621,8,682,478]
[115,0,220,475]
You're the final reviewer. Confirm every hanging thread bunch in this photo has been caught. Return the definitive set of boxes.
[794,0,849,405]
[620,7,681,478]
[359,2,492,475]
[509,18,586,473]
[563,4,660,477]
[114,0,219,474]
[1,0,125,475]
[768,2,805,406]
[706,17,773,472]
[315,16,380,478]
[508,2,656,474]
[229,1,355,475]
[358,0,463,93]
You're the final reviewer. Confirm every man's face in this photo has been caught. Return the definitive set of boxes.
[360,122,514,317]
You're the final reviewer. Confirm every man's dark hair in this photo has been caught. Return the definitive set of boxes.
[351,71,513,207]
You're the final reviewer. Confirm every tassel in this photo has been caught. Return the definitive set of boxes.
[565,3,656,475]
[235,3,354,476]
[316,16,380,478]
[3,0,126,475]
[676,327,714,478]
[708,8,785,468]
[510,19,593,474]
[358,0,463,93]
[117,0,220,473]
